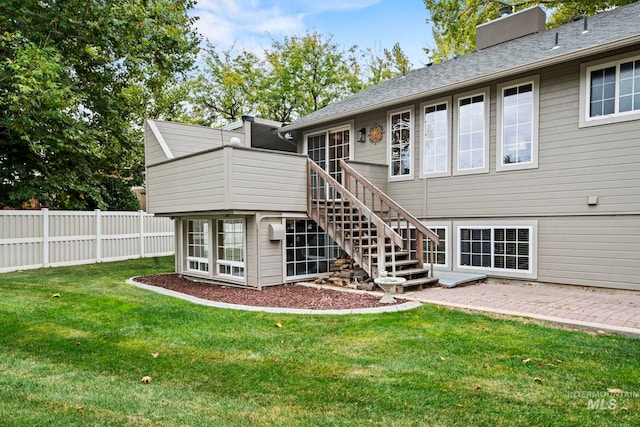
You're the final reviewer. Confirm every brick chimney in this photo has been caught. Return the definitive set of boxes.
[476,5,546,50]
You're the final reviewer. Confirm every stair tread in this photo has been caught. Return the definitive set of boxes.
[385,259,420,267]
[391,267,432,276]
[401,277,439,286]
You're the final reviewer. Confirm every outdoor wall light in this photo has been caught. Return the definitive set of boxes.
[358,127,366,143]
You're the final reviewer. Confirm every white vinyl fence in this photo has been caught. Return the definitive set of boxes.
[0,209,174,273]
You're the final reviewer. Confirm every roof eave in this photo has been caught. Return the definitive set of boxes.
[279,34,640,134]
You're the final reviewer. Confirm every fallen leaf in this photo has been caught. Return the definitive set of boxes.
[75,342,81,346]
[608,388,622,394]
[475,385,482,390]
[534,377,543,383]
[522,358,531,364]
[76,405,84,411]
[274,322,282,328]
[556,359,563,364]
[440,356,446,361]
[583,286,589,291]
[456,403,463,408]
[51,294,60,298]
[141,376,152,384]
[152,352,159,358]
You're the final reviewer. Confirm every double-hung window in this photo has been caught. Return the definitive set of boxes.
[422,99,450,177]
[497,76,539,171]
[217,219,245,278]
[454,88,489,175]
[581,53,640,127]
[389,107,413,180]
[186,220,209,273]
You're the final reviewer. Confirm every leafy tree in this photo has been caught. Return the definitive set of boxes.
[363,42,413,86]
[188,33,414,126]
[260,31,360,122]
[0,0,199,209]
[190,43,264,126]
[423,0,637,63]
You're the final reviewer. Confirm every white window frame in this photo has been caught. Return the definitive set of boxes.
[424,222,451,270]
[454,221,537,280]
[283,218,340,281]
[420,97,452,178]
[185,219,210,275]
[302,121,355,162]
[579,50,640,128]
[216,218,246,281]
[496,76,540,172]
[387,106,414,181]
[453,87,490,175]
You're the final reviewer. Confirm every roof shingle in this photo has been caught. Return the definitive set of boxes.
[283,2,640,131]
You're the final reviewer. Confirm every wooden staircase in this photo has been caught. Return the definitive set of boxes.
[307,159,440,293]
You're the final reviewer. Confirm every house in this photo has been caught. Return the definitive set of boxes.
[145,3,640,292]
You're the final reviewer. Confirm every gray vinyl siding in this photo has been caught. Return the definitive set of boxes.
[146,146,308,216]
[352,113,387,164]
[147,150,226,214]
[245,215,258,286]
[346,161,388,194]
[144,121,169,166]
[230,149,308,212]
[152,120,245,159]
[538,216,640,291]
[337,52,640,290]
[422,60,640,219]
[346,57,640,220]
[256,216,285,287]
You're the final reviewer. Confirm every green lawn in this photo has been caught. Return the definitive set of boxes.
[1,257,638,426]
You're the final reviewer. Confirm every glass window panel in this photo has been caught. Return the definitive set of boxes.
[620,78,633,96]
[604,67,616,83]
[461,253,471,265]
[603,81,615,100]
[471,152,484,168]
[285,219,339,278]
[620,61,633,79]
[518,258,529,270]
[620,95,632,112]
[603,99,615,114]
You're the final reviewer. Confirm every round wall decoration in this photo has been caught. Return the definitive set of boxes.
[368,124,384,144]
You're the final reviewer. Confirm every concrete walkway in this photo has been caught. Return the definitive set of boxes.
[405,280,640,337]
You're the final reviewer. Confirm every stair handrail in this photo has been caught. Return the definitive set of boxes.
[339,159,440,276]
[307,159,403,277]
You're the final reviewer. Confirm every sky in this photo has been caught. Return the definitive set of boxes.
[190,0,434,67]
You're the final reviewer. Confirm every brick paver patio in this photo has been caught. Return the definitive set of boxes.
[407,280,640,337]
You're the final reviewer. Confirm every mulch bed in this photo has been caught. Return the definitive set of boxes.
[133,273,400,310]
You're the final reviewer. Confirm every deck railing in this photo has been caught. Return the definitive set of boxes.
[307,159,403,278]
[340,160,440,277]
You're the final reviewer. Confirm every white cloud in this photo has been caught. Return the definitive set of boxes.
[191,0,378,54]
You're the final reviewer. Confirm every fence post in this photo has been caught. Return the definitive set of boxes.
[95,209,102,263]
[42,208,49,267]
[139,210,145,258]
